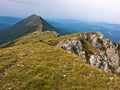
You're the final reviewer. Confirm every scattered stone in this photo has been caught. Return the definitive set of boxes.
[30,50,34,54]
[109,77,114,80]
[64,65,67,68]
[21,65,24,68]
[5,72,8,75]
[8,87,12,90]
[63,75,66,77]
[17,64,24,68]
[17,64,20,67]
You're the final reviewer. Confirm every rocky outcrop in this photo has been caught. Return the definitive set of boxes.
[57,32,120,74]
[89,54,111,72]
[57,38,86,60]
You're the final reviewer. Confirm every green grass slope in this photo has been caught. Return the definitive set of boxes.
[0,31,58,48]
[0,31,120,90]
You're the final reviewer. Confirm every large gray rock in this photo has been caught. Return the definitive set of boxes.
[57,38,86,60]
[79,32,104,48]
[57,32,120,73]
[89,55,111,72]
[79,32,120,73]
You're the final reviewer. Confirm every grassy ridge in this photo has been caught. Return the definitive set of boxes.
[0,31,120,90]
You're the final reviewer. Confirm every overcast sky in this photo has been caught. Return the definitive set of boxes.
[0,0,120,23]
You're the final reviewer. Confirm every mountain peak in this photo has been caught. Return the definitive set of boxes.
[0,15,57,44]
[27,14,40,19]
[30,14,39,16]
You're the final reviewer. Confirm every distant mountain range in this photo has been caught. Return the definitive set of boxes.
[0,16,120,43]
[47,19,120,43]
[0,16,21,30]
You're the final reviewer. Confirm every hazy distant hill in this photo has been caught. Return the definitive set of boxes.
[47,19,120,43]
[0,16,21,30]
[0,14,57,44]
[0,16,120,43]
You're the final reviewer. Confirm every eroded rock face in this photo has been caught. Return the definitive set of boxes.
[57,38,86,60]
[89,54,111,72]
[79,32,104,48]
[79,32,120,73]
[57,32,120,74]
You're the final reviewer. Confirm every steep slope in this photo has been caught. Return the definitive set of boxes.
[0,31,120,90]
[57,32,120,74]
[0,31,59,48]
[0,14,57,44]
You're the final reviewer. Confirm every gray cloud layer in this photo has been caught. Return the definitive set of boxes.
[0,0,120,23]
